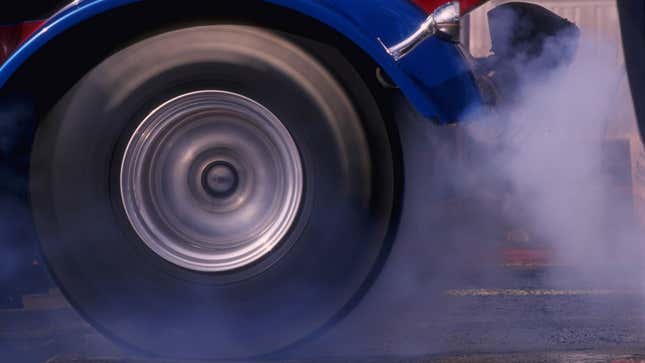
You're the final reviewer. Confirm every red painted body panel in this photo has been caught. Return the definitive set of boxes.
[0,20,45,64]
[412,0,488,15]
[502,247,553,266]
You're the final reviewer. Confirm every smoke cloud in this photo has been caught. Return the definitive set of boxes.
[0,98,39,300]
[461,8,645,289]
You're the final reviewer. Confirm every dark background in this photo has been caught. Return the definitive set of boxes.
[0,1,68,24]
[618,0,645,144]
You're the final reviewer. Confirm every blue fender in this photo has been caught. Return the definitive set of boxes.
[0,0,483,122]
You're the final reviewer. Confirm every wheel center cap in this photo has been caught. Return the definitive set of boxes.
[202,161,239,198]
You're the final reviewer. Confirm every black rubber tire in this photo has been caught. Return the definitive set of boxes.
[30,26,395,358]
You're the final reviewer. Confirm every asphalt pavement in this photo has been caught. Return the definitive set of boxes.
[3,263,645,362]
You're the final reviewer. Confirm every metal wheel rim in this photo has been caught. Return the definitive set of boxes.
[120,90,303,272]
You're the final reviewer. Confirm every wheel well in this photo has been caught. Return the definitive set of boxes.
[4,0,397,120]
[8,2,405,279]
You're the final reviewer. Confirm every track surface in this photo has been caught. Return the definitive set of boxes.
[3,265,645,362]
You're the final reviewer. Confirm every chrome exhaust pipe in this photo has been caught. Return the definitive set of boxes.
[378,1,461,61]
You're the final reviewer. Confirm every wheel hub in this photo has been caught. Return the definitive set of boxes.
[120,90,303,272]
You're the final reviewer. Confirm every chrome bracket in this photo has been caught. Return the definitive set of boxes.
[378,1,461,61]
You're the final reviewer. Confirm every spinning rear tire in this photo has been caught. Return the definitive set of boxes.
[29,25,396,358]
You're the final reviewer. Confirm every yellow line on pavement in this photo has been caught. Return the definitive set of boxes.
[445,289,642,297]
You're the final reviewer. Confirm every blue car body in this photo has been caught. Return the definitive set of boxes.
[0,0,483,123]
